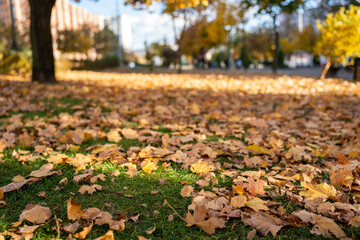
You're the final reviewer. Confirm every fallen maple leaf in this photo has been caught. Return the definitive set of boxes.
[20,205,52,224]
[121,128,139,139]
[190,161,214,175]
[180,185,194,197]
[299,182,337,201]
[67,198,83,220]
[78,184,102,194]
[73,170,93,183]
[330,169,353,188]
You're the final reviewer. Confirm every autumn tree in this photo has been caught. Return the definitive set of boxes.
[242,0,306,73]
[316,5,360,80]
[28,0,209,83]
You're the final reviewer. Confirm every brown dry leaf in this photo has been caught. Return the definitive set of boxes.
[12,175,26,183]
[0,188,3,200]
[349,216,360,227]
[190,161,214,175]
[19,225,41,235]
[37,191,47,198]
[29,163,54,178]
[95,211,113,226]
[146,226,156,234]
[121,128,139,139]
[59,177,68,185]
[74,221,93,239]
[138,236,150,240]
[107,130,122,142]
[180,185,194,197]
[337,152,350,165]
[94,230,115,240]
[90,174,106,184]
[78,184,102,194]
[242,212,286,237]
[299,182,338,201]
[245,197,269,212]
[231,195,247,209]
[330,169,353,188]
[130,214,140,222]
[67,198,83,220]
[247,229,257,240]
[311,214,346,239]
[82,207,102,220]
[196,217,226,235]
[20,205,52,224]
[186,204,207,226]
[109,219,126,231]
[0,200,6,208]
[64,221,80,233]
[73,170,93,183]
[285,146,311,162]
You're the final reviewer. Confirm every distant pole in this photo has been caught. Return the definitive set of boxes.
[10,0,18,51]
[116,0,122,67]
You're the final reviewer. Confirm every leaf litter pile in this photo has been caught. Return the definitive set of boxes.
[1,71,360,239]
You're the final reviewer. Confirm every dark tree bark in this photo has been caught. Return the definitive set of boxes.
[29,0,57,83]
[271,15,279,74]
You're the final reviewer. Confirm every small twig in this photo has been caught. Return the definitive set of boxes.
[163,199,186,222]
[54,215,60,240]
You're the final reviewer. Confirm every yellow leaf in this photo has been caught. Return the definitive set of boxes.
[106,130,122,142]
[246,145,270,154]
[12,175,26,183]
[190,161,214,175]
[142,161,158,174]
[95,230,115,240]
[67,198,83,220]
[192,103,200,114]
[299,182,337,201]
[233,184,244,195]
[74,222,93,239]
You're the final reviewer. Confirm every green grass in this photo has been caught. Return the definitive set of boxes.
[0,154,334,240]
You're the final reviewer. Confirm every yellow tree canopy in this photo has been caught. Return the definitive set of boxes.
[316,5,360,63]
[126,0,209,9]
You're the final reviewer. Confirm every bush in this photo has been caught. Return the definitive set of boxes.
[0,49,31,76]
[72,55,120,70]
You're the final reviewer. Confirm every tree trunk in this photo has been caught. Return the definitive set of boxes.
[320,58,331,80]
[272,15,278,74]
[29,0,56,83]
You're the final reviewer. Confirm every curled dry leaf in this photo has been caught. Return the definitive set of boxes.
[64,221,80,233]
[29,163,54,178]
[74,221,93,239]
[20,205,52,224]
[180,185,194,197]
[146,226,156,234]
[94,230,115,240]
[0,200,6,208]
[90,174,106,184]
[67,198,83,220]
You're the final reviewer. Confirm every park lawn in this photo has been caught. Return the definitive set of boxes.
[1,71,360,239]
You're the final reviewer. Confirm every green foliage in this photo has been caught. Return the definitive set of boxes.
[73,55,120,70]
[93,25,118,56]
[316,5,360,64]
[56,24,93,55]
[0,49,32,75]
